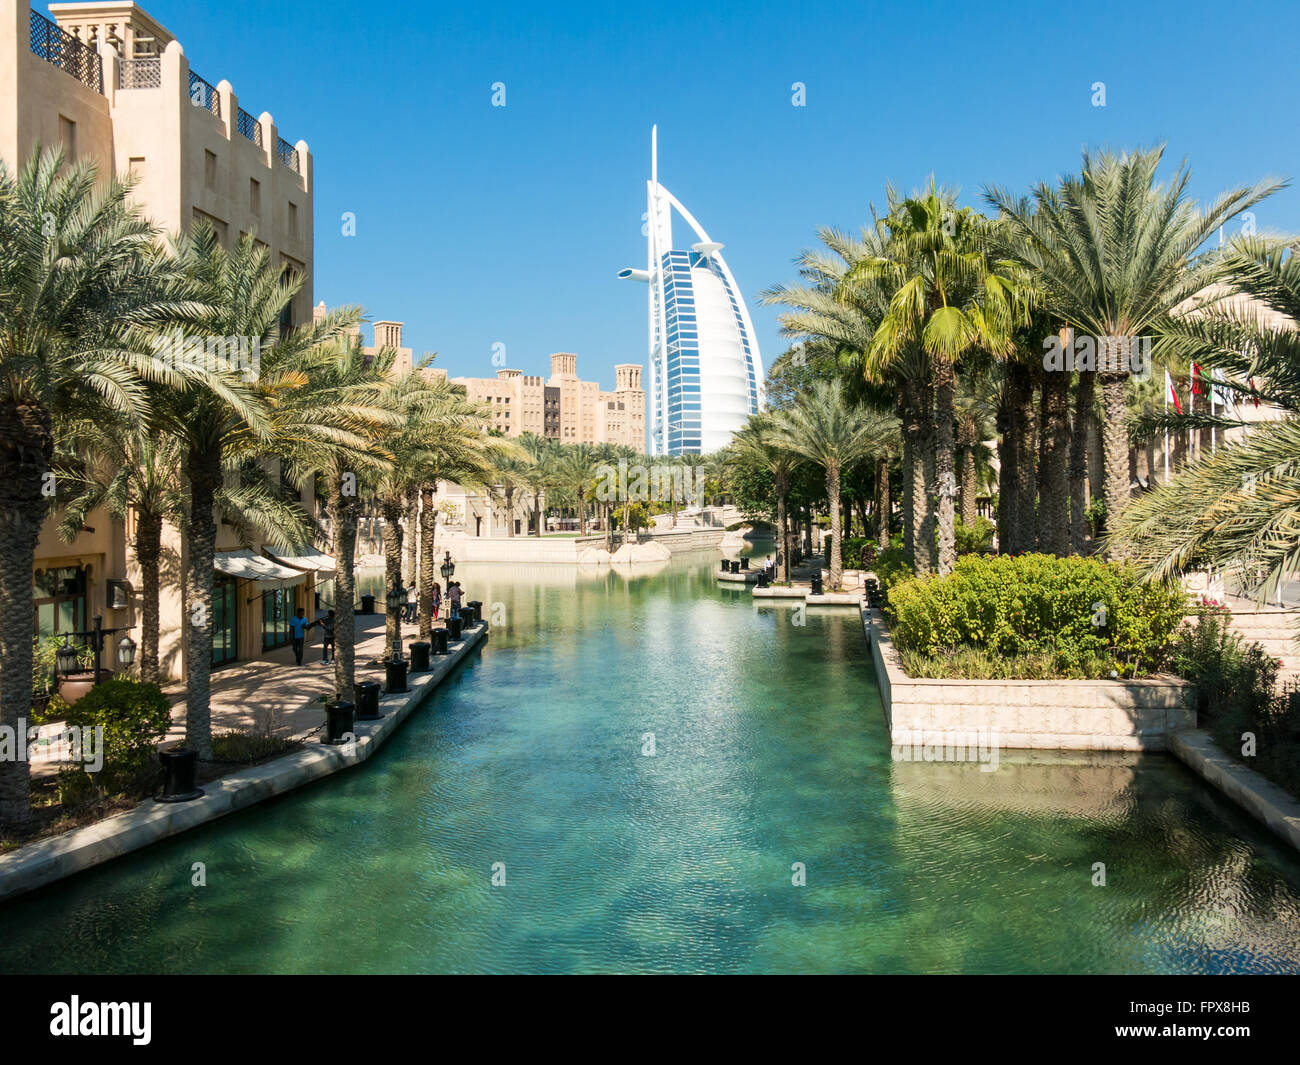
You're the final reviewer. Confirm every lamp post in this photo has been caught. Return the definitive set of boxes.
[440,552,455,581]
[58,615,133,686]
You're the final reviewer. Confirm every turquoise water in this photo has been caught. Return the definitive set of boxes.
[2,554,1300,974]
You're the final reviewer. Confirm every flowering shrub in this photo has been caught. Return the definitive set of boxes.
[885,553,1187,677]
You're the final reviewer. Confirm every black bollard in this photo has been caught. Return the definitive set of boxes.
[323,700,356,744]
[354,680,382,720]
[156,747,204,803]
[432,628,449,655]
[740,557,749,570]
[409,640,431,673]
[810,574,824,596]
[384,657,409,694]
[720,559,729,572]
[448,616,463,641]
[359,593,375,615]
[468,600,483,623]
[461,604,477,626]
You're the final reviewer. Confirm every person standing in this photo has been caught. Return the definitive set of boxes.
[405,583,417,623]
[288,607,310,666]
[314,609,336,664]
[448,581,462,621]
[431,581,442,621]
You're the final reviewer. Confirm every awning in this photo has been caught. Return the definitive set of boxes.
[264,545,337,578]
[214,549,307,586]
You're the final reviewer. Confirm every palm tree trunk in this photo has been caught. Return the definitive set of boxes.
[381,494,403,654]
[505,488,516,538]
[776,475,790,583]
[534,490,543,535]
[935,361,957,575]
[577,490,586,535]
[959,443,977,527]
[403,487,418,585]
[900,395,916,564]
[996,383,1016,553]
[0,401,53,830]
[1069,368,1094,554]
[1099,369,1131,551]
[328,473,358,701]
[135,508,163,685]
[827,463,843,590]
[1008,361,1038,555]
[183,447,221,760]
[877,456,891,550]
[419,485,436,639]
[1037,361,1071,556]
[917,378,938,576]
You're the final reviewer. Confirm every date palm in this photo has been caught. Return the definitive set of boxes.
[151,224,359,758]
[0,148,181,829]
[846,187,1026,575]
[556,443,599,534]
[1109,237,1300,600]
[770,378,896,591]
[726,417,802,582]
[986,147,1279,551]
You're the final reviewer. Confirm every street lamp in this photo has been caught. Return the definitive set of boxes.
[117,633,137,670]
[386,584,404,615]
[57,615,131,686]
[440,552,455,580]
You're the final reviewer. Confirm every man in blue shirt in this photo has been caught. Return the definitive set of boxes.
[288,607,310,666]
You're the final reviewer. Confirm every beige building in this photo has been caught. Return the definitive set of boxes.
[427,352,645,452]
[8,1,323,678]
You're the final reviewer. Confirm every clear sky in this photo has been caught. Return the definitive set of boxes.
[143,0,1300,386]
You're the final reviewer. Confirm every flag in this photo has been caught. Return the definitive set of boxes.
[1248,376,1261,408]
[1165,369,1182,414]
[1192,362,1207,396]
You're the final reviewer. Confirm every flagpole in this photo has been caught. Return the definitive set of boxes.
[1164,369,1170,482]
[1188,366,1194,464]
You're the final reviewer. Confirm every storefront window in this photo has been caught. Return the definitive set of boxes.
[211,575,238,668]
[262,586,293,651]
[33,566,86,637]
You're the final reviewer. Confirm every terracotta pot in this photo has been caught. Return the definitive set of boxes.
[56,669,114,706]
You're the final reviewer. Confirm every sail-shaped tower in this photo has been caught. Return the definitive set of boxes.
[618,127,764,455]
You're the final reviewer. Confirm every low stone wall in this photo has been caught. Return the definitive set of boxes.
[0,621,490,904]
[439,528,724,564]
[863,610,1194,751]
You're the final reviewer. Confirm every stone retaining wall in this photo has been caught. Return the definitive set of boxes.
[863,609,1194,751]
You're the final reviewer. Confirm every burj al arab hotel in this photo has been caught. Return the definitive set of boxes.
[618,127,765,455]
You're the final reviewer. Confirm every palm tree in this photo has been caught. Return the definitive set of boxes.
[987,147,1279,550]
[1109,236,1300,600]
[770,379,895,590]
[151,224,358,758]
[517,433,555,535]
[556,443,599,534]
[0,149,176,829]
[846,187,1026,575]
[725,417,802,582]
[953,372,996,527]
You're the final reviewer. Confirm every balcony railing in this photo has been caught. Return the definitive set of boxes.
[29,9,103,94]
[118,56,160,90]
[237,107,262,147]
[188,70,221,118]
[276,136,299,173]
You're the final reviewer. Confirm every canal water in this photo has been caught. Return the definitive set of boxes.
[2,554,1299,973]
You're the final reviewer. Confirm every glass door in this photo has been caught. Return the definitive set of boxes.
[211,575,238,667]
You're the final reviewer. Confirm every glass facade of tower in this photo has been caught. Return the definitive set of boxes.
[657,249,761,455]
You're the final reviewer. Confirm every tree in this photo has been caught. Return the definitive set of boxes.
[846,187,1026,575]
[151,224,358,758]
[1109,236,1300,599]
[725,417,803,582]
[987,147,1279,551]
[0,149,174,829]
[770,379,895,590]
[556,443,599,534]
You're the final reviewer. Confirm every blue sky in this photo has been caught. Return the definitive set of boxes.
[145,0,1300,385]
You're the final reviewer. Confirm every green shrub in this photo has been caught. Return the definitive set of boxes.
[59,678,172,797]
[954,516,995,555]
[885,553,1186,678]
[873,546,915,602]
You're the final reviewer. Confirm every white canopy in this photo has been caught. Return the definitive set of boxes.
[214,550,307,586]
[264,545,337,578]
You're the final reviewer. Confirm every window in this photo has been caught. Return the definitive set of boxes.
[33,566,86,637]
[204,149,217,189]
[288,201,298,236]
[58,116,76,162]
[128,156,145,178]
[249,177,260,214]
[211,576,238,667]
[262,587,293,651]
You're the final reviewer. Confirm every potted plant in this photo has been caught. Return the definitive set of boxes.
[55,643,112,707]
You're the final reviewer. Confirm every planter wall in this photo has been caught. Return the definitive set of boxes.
[864,610,1194,752]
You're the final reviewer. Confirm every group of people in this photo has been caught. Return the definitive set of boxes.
[402,580,464,622]
[286,579,470,669]
[289,608,336,667]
